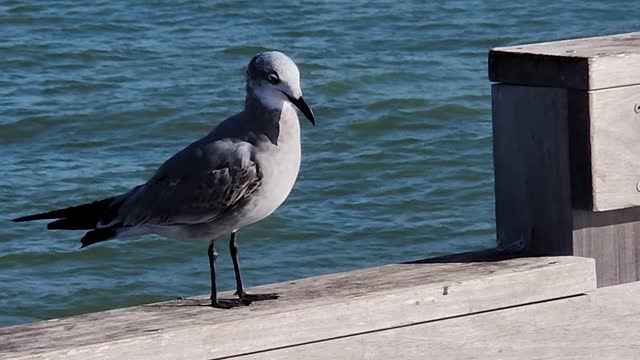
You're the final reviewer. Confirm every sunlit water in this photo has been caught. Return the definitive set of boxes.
[1,0,637,325]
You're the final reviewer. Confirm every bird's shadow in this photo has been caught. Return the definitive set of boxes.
[145,297,256,308]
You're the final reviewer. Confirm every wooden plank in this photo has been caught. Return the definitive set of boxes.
[573,208,640,286]
[492,84,573,254]
[238,280,640,360]
[589,84,640,211]
[0,256,596,360]
[489,32,640,90]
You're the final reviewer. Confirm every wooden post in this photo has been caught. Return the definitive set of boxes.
[490,32,640,287]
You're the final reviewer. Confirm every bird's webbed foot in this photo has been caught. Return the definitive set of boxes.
[210,296,252,309]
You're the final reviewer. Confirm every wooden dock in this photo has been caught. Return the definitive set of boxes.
[0,254,601,359]
[3,31,640,359]
[2,253,639,359]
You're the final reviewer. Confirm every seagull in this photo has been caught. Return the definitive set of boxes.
[12,51,316,309]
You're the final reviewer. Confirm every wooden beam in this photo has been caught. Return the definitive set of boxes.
[0,256,595,360]
[573,208,640,286]
[239,279,640,359]
[588,85,640,211]
[489,32,640,90]
[491,34,640,286]
[492,84,573,254]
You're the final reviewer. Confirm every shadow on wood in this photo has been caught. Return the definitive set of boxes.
[407,248,520,264]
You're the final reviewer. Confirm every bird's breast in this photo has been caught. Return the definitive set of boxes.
[235,107,302,228]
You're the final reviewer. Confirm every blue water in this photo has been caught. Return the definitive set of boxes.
[0,1,637,326]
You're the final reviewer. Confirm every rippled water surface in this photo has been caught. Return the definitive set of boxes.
[1,1,637,325]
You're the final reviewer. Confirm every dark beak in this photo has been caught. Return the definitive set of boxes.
[286,94,316,126]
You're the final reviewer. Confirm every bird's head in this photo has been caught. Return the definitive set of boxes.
[246,51,315,125]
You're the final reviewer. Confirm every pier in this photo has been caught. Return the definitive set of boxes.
[2,32,640,359]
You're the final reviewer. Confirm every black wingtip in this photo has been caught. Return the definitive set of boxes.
[80,228,117,248]
[12,214,45,222]
[11,197,117,224]
[47,218,97,230]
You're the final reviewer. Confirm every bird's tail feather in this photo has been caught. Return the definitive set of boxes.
[12,197,122,247]
[11,197,116,226]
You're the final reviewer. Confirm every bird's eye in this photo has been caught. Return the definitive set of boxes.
[267,73,280,85]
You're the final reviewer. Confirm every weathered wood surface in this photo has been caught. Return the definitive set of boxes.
[492,43,640,286]
[489,32,640,90]
[589,85,640,211]
[0,256,595,360]
[240,278,640,360]
[573,208,640,286]
[492,84,573,254]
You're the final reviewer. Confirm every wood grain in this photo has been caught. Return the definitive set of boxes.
[573,208,640,286]
[589,84,640,211]
[491,32,640,288]
[0,256,595,360]
[489,32,640,90]
[238,280,640,360]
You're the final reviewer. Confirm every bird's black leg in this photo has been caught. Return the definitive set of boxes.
[229,231,279,302]
[208,241,250,309]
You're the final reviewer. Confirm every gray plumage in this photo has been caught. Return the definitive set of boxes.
[13,51,316,307]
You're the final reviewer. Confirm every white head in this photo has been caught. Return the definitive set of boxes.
[246,51,315,125]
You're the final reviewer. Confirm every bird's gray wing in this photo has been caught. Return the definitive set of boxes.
[102,139,260,227]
